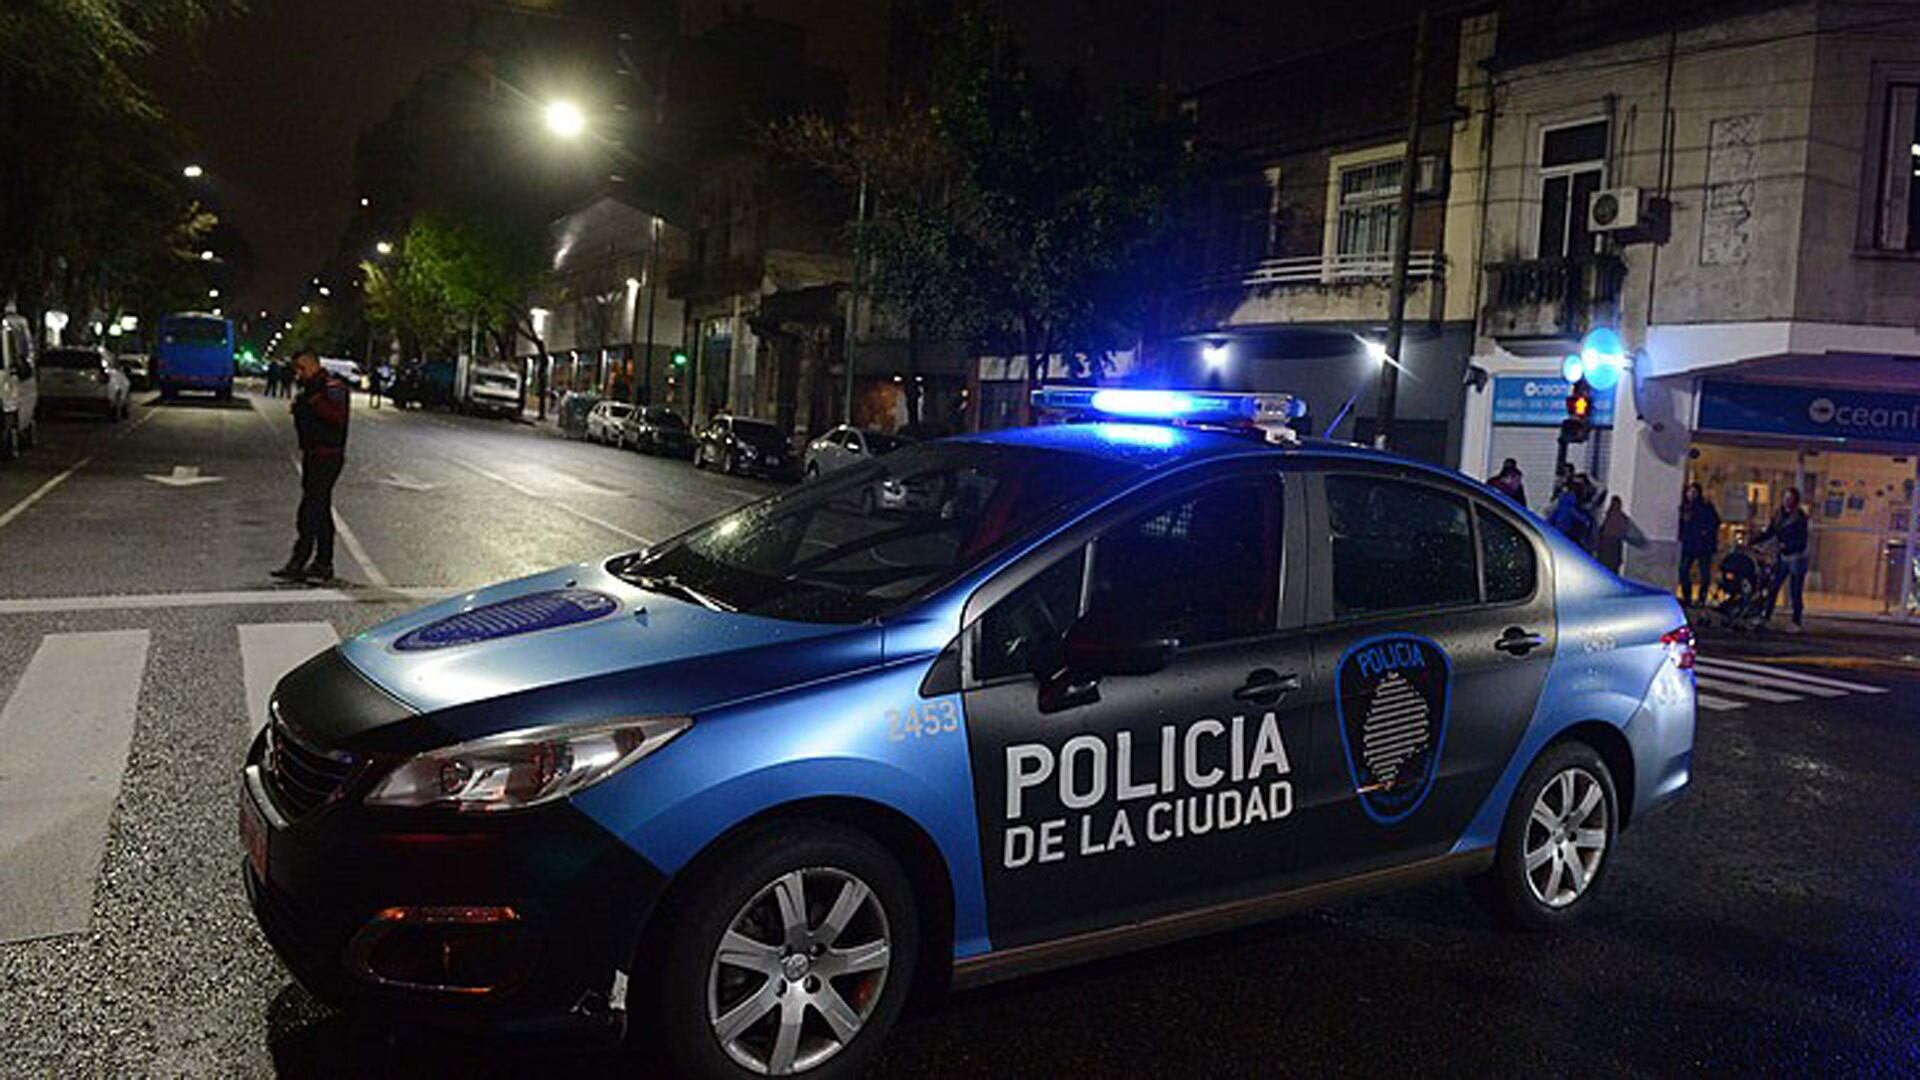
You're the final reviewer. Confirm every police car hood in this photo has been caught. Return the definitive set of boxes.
[337,563,873,720]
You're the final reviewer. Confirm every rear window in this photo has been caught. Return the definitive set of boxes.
[605,403,633,418]
[161,318,227,347]
[41,349,101,370]
[648,408,687,428]
[733,420,785,443]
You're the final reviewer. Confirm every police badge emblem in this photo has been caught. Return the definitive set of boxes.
[1335,635,1451,823]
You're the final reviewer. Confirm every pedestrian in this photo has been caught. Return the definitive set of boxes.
[1594,495,1645,574]
[1677,482,1721,607]
[271,349,350,583]
[1487,457,1527,506]
[1547,474,1595,547]
[366,361,382,410]
[1756,486,1810,632]
[263,361,277,397]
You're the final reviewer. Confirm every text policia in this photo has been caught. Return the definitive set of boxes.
[1000,712,1293,870]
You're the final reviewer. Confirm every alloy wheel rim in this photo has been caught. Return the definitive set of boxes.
[1524,766,1608,908]
[708,866,892,1076]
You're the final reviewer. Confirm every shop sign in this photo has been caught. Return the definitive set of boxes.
[1698,381,1920,444]
[1490,376,1616,428]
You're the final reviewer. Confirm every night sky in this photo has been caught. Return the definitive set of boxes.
[146,0,1417,319]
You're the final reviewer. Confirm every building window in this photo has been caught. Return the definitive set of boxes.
[1535,119,1609,259]
[1876,84,1920,251]
[1336,158,1403,265]
[1209,167,1282,271]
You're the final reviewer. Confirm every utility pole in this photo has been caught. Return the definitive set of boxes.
[1374,5,1429,452]
[842,170,868,426]
[642,215,660,407]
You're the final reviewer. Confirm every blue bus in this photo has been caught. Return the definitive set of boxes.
[154,312,234,399]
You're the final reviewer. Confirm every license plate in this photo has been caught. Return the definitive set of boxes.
[240,784,269,880]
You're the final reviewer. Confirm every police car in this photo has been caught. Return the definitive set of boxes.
[241,388,1694,1078]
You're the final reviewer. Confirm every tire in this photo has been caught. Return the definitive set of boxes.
[643,820,918,1080]
[1468,739,1618,930]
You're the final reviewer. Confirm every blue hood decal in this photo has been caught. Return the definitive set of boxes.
[339,563,859,714]
[393,588,620,651]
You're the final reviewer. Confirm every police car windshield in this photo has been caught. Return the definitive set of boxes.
[612,443,1138,623]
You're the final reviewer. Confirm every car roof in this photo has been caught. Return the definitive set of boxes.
[952,421,1466,479]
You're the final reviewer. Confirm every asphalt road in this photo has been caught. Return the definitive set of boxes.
[0,391,1915,1077]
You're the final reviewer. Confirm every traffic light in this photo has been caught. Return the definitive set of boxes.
[1561,378,1594,445]
[671,350,688,367]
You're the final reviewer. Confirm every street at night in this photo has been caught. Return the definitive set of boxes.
[0,394,1914,1076]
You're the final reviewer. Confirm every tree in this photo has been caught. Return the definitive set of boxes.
[403,206,553,414]
[0,2,243,320]
[360,248,453,365]
[773,5,1194,424]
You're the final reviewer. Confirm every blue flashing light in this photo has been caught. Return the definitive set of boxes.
[1094,422,1179,447]
[1580,327,1627,391]
[1031,385,1305,444]
[1562,353,1585,383]
[1088,388,1207,418]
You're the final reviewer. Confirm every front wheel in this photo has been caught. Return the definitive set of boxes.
[646,821,917,1080]
[1468,740,1617,929]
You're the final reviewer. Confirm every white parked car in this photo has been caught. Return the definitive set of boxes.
[38,346,130,421]
[0,312,38,458]
[320,357,365,389]
[585,400,634,445]
[803,424,914,479]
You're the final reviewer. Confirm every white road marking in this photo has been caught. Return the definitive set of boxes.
[331,508,389,588]
[0,406,161,532]
[1695,656,1885,695]
[1693,676,1802,704]
[448,458,651,545]
[0,586,466,616]
[238,622,341,735]
[1695,692,1746,712]
[378,472,441,492]
[143,464,225,487]
[0,630,150,942]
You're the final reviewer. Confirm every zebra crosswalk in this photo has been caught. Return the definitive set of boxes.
[1692,655,1887,711]
[0,621,340,944]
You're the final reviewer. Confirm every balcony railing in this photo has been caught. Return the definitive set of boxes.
[1482,254,1626,340]
[1188,250,1445,292]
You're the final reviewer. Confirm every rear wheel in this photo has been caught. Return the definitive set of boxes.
[645,821,917,1080]
[1469,740,1617,929]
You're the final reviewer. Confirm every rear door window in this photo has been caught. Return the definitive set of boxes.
[1478,506,1537,604]
[1324,474,1477,617]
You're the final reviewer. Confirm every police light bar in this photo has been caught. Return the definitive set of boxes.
[1031,386,1305,443]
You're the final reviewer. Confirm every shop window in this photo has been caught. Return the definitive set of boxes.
[1535,119,1609,259]
[1874,83,1920,251]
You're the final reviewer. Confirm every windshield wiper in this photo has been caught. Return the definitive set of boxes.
[630,573,735,613]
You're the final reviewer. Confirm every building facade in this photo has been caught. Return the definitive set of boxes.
[1454,0,1920,616]
[533,196,688,410]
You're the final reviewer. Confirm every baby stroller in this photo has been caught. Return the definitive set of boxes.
[1714,544,1776,631]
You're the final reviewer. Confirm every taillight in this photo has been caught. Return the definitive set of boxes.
[1661,625,1695,669]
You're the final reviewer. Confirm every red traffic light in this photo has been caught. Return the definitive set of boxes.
[1561,378,1595,444]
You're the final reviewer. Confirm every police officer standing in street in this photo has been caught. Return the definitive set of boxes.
[271,348,350,582]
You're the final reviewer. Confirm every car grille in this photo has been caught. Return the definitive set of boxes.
[264,709,360,818]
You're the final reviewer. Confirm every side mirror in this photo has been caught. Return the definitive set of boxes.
[1034,610,1176,714]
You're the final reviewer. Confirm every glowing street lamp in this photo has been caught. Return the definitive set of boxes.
[208,288,220,299]
[374,240,394,256]
[544,100,586,139]
[300,304,312,315]
[183,164,204,179]
[200,250,215,262]
[318,286,331,297]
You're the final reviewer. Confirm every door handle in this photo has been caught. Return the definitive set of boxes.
[1494,627,1547,656]
[1234,669,1302,704]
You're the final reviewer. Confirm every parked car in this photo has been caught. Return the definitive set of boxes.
[557,391,600,439]
[464,364,523,419]
[621,405,694,458]
[116,353,152,391]
[0,312,38,458]
[804,424,914,479]
[694,414,795,479]
[585,400,635,445]
[37,346,130,420]
[320,357,365,390]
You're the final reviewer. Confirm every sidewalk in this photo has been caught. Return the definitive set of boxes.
[1692,604,1920,667]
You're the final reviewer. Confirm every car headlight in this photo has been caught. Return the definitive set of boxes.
[739,444,759,459]
[364,716,690,812]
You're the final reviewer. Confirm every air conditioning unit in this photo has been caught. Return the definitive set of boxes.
[1587,186,1643,233]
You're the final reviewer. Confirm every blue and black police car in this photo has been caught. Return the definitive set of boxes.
[241,388,1695,1078]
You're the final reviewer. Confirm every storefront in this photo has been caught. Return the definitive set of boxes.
[1484,374,1615,514]
[1690,380,1920,619]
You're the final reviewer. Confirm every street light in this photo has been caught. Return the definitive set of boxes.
[200,250,214,262]
[318,286,331,297]
[544,100,586,139]
[359,197,370,208]
[300,304,312,314]
[374,240,393,256]
[183,164,204,179]
[208,288,220,299]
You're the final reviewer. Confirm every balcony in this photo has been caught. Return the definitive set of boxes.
[1175,251,1446,330]
[1481,254,1626,342]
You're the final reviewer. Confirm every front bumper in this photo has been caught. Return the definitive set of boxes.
[241,728,669,1034]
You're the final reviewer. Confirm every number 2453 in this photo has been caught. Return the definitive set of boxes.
[887,700,960,741]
